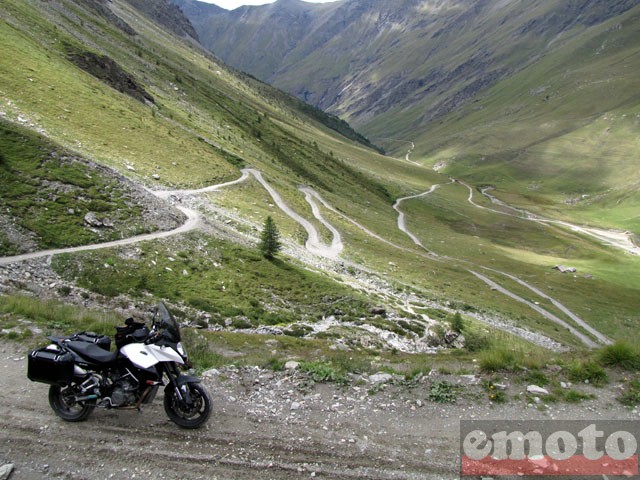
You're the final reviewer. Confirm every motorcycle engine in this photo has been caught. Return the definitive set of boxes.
[110,376,139,407]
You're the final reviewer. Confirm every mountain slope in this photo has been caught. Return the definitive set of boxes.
[1,0,639,350]
[178,0,640,232]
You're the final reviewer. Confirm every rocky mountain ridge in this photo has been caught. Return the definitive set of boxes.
[175,0,640,149]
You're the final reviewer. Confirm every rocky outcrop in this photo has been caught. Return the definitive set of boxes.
[126,0,199,41]
[67,50,155,104]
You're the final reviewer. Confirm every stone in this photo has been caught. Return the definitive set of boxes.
[202,368,221,378]
[284,361,300,370]
[290,401,301,411]
[527,385,550,396]
[493,383,508,391]
[369,307,386,316]
[84,212,103,227]
[368,373,393,385]
[0,464,14,480]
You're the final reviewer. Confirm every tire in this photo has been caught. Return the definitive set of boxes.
[164,382,211,429]
[48,384,95,422]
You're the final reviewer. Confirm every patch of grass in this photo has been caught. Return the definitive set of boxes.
[263,357,285,372]
[0,294,121,335]
[483,381,507,404]
[299,361,348,384]
[618,380,640,407]
[523,369,550,387]
[561,389,595,404]
[428,380,460,404]
[597,341,640,371]
[52,232,373,328]
[478,346,542,372]
[181,329,226,372]
[566,360,608,387]
[0,120,153,253]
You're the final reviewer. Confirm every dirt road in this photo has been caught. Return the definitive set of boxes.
[1,342,637,480]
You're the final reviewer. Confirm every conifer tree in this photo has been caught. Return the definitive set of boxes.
[259,216,281,259]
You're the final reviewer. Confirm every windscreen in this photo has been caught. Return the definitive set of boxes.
[154,303,181,343]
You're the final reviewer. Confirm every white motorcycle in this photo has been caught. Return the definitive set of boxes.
[28,303,212,429]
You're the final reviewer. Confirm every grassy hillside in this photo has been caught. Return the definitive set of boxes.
[1,0,638,353]
[414,5,640,233]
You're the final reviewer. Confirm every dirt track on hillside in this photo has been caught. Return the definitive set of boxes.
[1,342,638,480]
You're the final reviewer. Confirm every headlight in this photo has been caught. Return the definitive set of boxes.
[176,341,187,359]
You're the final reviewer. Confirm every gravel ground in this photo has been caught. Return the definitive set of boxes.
[1,342,638,480]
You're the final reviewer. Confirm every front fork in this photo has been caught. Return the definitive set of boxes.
[163,362,200,405]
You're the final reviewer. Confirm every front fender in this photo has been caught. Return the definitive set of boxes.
[171,375,201,387]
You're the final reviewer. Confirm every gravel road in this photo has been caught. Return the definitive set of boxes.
[1,342,638,480]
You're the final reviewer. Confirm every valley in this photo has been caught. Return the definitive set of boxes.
[0,1,639,476]
[0,0,638,357]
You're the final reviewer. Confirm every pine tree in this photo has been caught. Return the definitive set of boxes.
[259,216,281,259]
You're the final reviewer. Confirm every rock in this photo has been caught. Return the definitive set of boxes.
[0,464,14,480]
[369,307,386,316]
[493,383,508,391]
[450,334,466,349]
[284,361,300,370]
[84,212,113,228]
[84,212,103,227]
[527,385,550,396]
[202,368,221,378]
[152,174,160,180]
[369,373,393,385]
[290,401,301,411]
[560,382,570,389]
[444,331,465,348]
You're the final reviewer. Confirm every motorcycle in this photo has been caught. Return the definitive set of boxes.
[27,303,212,429]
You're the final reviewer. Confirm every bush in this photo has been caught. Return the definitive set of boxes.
[567,360,608,387]
[478,347,525,372]
[464,330,492,352]
[598,342,640,371]
[450,313,464,333]
[263,357,285,371]
[299,361,347,384]
[428,381,459,403]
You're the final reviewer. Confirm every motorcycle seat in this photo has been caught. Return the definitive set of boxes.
[66,340,117,364]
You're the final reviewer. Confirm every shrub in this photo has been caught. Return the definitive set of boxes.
[263,357,285,372]
[428,381,459,403]
[598,342,640,371]
[567,360,608,387]
[478,347,525,372]
[181,329,225,371]
[464,330,492,352]
[299,361,347,384]
[450,313,464,333]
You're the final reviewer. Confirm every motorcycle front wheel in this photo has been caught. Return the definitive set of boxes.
[48,384,95,422]
[164,382,211,429]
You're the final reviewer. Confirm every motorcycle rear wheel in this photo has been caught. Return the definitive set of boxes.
[164,383,211,429]
[48,384,95,422]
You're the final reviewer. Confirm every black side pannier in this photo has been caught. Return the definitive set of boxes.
[27,347,75,386]
[70,331,111,351]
